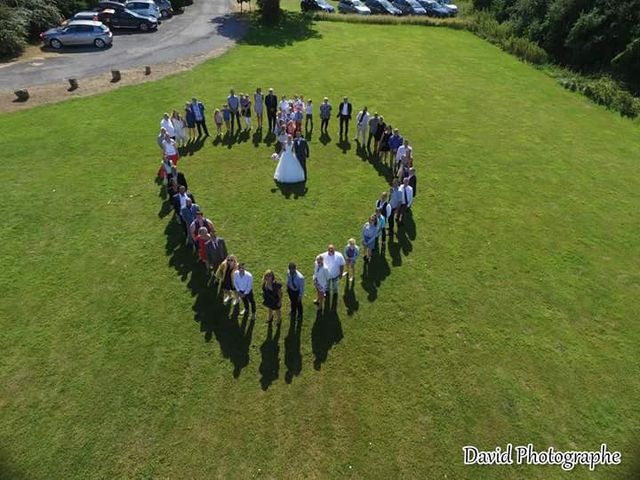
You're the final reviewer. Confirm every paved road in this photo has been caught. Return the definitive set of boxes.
[0,0,246,90]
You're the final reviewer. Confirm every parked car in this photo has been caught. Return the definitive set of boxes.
[391,0,426,14]
[98,8,158,31]
[152,0,174,18]
[435,0,457,15]
[364,0,402,14]
[125,0,161,19]
[416,0,450,16]
[300,0,336,12]
[95,0,127,10]
[69,11,100,22]
[41,20,112,49]
[338,0,371,14]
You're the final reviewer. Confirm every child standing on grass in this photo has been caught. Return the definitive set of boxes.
[343,238,360,284]
[213,109,223,137]
[222,104,231,134]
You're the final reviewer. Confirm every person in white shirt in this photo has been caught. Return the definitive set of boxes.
[321,244,345,309]
[160,113,175,138]
[397,177,414,225]
[171,111,187,147]
[313,255,330,311]
[355,106,369,143]
[395,139,413,171]
[233,263,256,319]
[305,99,313,132]
[279,95,290,115]
[162,133,179,165]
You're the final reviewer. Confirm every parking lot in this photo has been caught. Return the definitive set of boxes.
[0,0,245,91]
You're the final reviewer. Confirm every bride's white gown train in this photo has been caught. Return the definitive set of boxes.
[274,143,305,183]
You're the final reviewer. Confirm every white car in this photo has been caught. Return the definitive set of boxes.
[338,0,372,14]
[125,0,160,19]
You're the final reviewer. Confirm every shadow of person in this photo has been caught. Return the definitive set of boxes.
[361,251,392,302]
[319,131,331,145]
[404,208,417,240]
[237,129,251,143]
[336,138,351,154]
[396,224,414,257]
[388,235,403,267]
[274,181,308,199]
[259,321,282,390]
[252,129,263,147]
[158,199,173,219]
[212,135,223,146]
[233,315,256,378]
[343,280,359,316]
[311,307,343,370]
[284,314,303,384]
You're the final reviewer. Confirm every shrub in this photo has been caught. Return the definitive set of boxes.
[256,0,280,23]
[0,5,27,60]
[502,34,548,64]
[14,0,63,38]
[558,74,640,118]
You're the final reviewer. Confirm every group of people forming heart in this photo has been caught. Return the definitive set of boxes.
[156,88,418,325]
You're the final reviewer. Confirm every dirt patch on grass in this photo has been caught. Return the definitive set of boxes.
[0,45,233,114]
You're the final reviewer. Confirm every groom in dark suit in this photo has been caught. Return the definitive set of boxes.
[293,131,310,181]
[336,96,353,139]
[265,87,278,133]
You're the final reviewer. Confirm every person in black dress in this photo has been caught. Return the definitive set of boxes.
[379,125,392,168]
[262,269,283,324]
[374,115,386,158]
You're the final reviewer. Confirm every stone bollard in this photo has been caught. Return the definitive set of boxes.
[14,89,29,102]
[144,65,151,75]
[68,78,79,91]
[111,69,121,82]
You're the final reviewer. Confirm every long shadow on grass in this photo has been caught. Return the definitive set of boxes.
[284,315,303,383]
[163,207,255,378]
[238,12,322,48]
[259,321,281,389]
[311,302,343,370]
[355,143,395,183]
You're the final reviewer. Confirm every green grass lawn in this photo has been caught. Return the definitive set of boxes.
[1,19,639,480]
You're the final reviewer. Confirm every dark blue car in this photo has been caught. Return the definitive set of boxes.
[365,0,402,15]
[417,0,450,16]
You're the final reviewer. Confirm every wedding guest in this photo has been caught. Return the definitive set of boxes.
[388,128,403,163]
[157,127,167,151]
[293,107,303,134]
[320,97,332,134]
[343,238,360,284]
[276,124,288,151]
[395,139,413,171]
[205,229,227,272]
[355,106,369,143]
[190,211,214,244]
[189,97,209,137]
[161,112,175,138]
[305,99,313,131]
[172,111,188,147]
[397,177,415,225]
[375,208,387,247]
[221,104,231,134]
[254,87,264,130]
[313,255,330,311]
[286,262,305,320]
[321,244,345,303]
[379,125,392,166]
[213,109,223,137]
[362,215,378,263]
[241,94,252,131]
[162,132,179,166]
[367,112,380,152]
[195,227,211,265]
[227,89,241,132]
[337,96,353,138]
[408,167,417,197]
[373,115,386,157]
[172,185,194,223]
[279,95,290,115]
[180,197,199,244]
[388,178,402,236]
[375,191,392,241]
[234,262,256,319]
[286,118,296,136]
[184,103,196,140]
[265,87,278,132]
[262,270,283,324]
[215,254,238,305]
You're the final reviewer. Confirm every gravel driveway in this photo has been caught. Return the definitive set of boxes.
[0,0,246,90]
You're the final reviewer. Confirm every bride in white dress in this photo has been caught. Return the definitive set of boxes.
[274,135,305,183]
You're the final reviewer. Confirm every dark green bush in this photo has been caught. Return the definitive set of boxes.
[502,35,548,64]
[256,0,280,23]
[0,5,27,60]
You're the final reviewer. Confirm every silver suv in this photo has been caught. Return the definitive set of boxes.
[41,20,113,49]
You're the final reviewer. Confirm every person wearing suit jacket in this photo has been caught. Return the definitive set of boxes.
[293,131,310,181]
[265,88,278,133]
[336,96,353,138]
[206,230,228,273]
[172,185,195,223]
[397,177,414,225]
[408,167,417,197]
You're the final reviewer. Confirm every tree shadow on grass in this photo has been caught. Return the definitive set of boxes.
[239,12,322,48]
[259,321,281,390]
[311,304,343,370]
